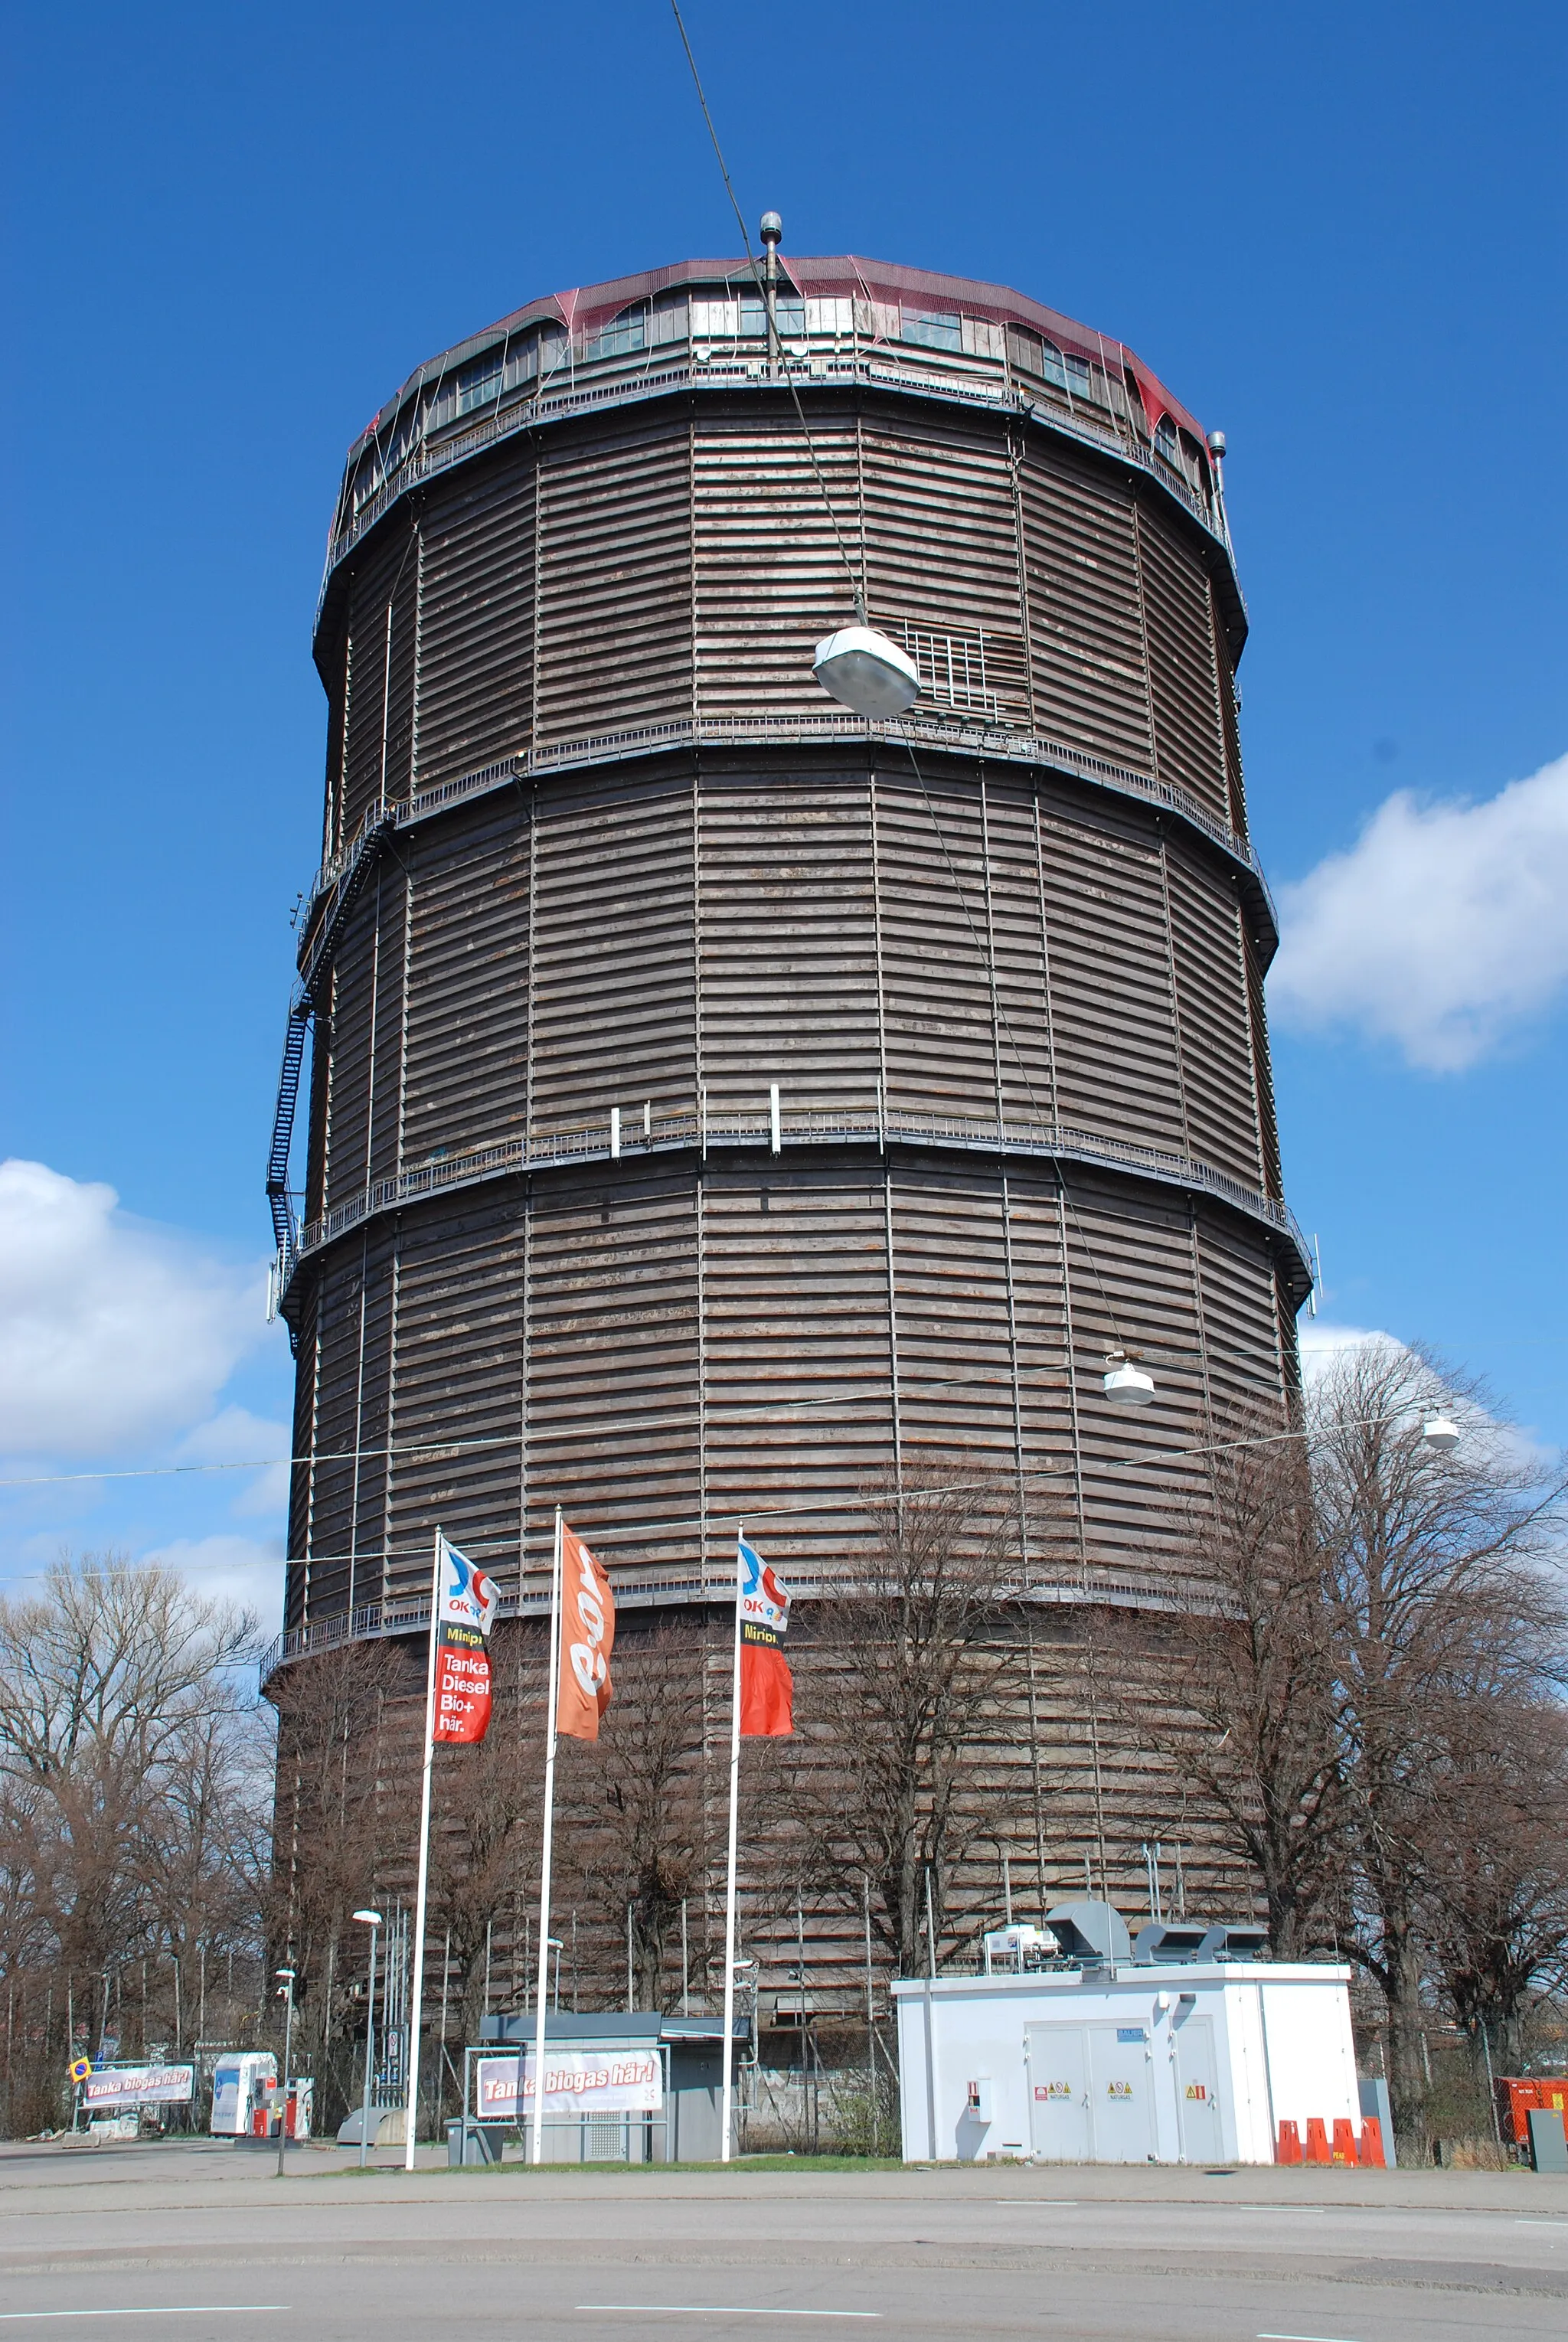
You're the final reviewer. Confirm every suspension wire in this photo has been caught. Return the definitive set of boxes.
[668,0,865,621]
[5,1403,1444,1593]
[0,1370,1018,1491]
[0,1321,1312,1501]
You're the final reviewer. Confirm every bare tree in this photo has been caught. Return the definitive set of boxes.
[556,1623,707,2012]
[1311,1339,1565,2135]
[792,1471,1026,1978]
[267,1635,404,2120]
[1108,1419,1342,1956]
[1422,1688,1568,2071]
[0,1553,266,2127]
[0,1556,259,1997]
[426,1648,541,2050]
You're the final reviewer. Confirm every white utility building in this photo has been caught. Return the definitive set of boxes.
[894,1909,1360,2165]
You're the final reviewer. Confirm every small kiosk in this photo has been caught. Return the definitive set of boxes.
[466,2011,750,2164]
[896,1906,1364,2166]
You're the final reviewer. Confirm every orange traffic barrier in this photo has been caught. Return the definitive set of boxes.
[1276,2119,1302,2164]
[1304,2116,1331,2164]
[1358,2115,1387,2167]
[1331,2118,1358,2165]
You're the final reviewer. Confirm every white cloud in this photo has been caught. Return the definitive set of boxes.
[176,1406,293,1519]
[0,1160,266,1460]
[1270,751,1568,1071]
[140,1534,288,1634]
[1296,1319,1387,1378]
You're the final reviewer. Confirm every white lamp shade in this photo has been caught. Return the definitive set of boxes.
[1421,1414,1459,1452]
[812,626,920,718]
[1103,1358,1155,1406]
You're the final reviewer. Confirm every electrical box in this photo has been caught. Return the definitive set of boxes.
[982,1925,1057,1974]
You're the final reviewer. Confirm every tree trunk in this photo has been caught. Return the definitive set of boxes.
[1383,1937,1429,2141]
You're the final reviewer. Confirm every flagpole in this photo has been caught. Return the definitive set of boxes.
[403,1529,443,2172]
[720,1524,744,2165]
[531,1505,564,2167]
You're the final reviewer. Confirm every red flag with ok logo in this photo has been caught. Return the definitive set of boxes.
[556,1521,616,1740]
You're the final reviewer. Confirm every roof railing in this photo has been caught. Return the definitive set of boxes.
[317,343,1229,629]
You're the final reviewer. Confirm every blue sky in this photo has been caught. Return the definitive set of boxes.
[2,0,1564,1614]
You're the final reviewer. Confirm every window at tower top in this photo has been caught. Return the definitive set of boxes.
[738,288,806,339]
[585,305,648,361]
[455,348,505,416]
[903,309,963,352]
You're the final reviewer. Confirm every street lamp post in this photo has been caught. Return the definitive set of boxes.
[274,1968,296,2180]
[352,1909,383,2170]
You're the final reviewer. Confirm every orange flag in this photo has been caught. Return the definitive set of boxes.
[556,1521,616,1740]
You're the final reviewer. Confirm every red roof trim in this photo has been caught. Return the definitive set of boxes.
[352,253,1209,459]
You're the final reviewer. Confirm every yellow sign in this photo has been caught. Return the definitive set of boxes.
[68,2058,92,2085]
[1185,2082,1207,2101]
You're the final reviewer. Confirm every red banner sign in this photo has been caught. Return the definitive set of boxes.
[433,1539,500,1745]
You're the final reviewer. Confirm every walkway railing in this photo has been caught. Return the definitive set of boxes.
[295,711,1276,982]
[275,1098,1310,1307]
[257,1554,1220,1691]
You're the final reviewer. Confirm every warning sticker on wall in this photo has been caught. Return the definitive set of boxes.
[1185,2082,1208,2101]
[1034,2082,1073,2100]
[1105,2079,1133,2099]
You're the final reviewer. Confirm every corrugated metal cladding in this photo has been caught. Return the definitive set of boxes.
[279,304,1305,1955]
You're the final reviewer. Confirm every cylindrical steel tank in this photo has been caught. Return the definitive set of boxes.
[268,251,1308,1989]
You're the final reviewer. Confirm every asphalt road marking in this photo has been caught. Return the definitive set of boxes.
[0,2316,286,2326]
[580,2311,880,2321]
[1257,2331,1361,2341]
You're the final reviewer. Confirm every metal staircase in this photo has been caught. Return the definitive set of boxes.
[266,994,312,1300]
[265,799,397,1332]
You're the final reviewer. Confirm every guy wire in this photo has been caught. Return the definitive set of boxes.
[669,0,865,622]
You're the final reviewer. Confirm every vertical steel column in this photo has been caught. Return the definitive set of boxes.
[1188,1204,1214,1429]
[409,526,424,789]
[978,769,1006,1143]
[363,867,384,1184]
[301,1309,323,1632]
[1154,823,1193,1160]
[345,1230,371,1616]
[1056,1175,1089,1583]
[882,1168,903,1494]
[1031,787,1061,1129]
[517,1178,534,1601]
[999,1171,1028,1566]
[868,759,889,1148]
[380,1228,402,1610]
[692,756,710,1587]
[1129,501,1161,786]
[394,861,413,1182]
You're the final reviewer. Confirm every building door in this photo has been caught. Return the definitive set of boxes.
[1173,2015,1223,2164]
[1025,2026,1090,2161]
[1086,2025,1155,2162]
